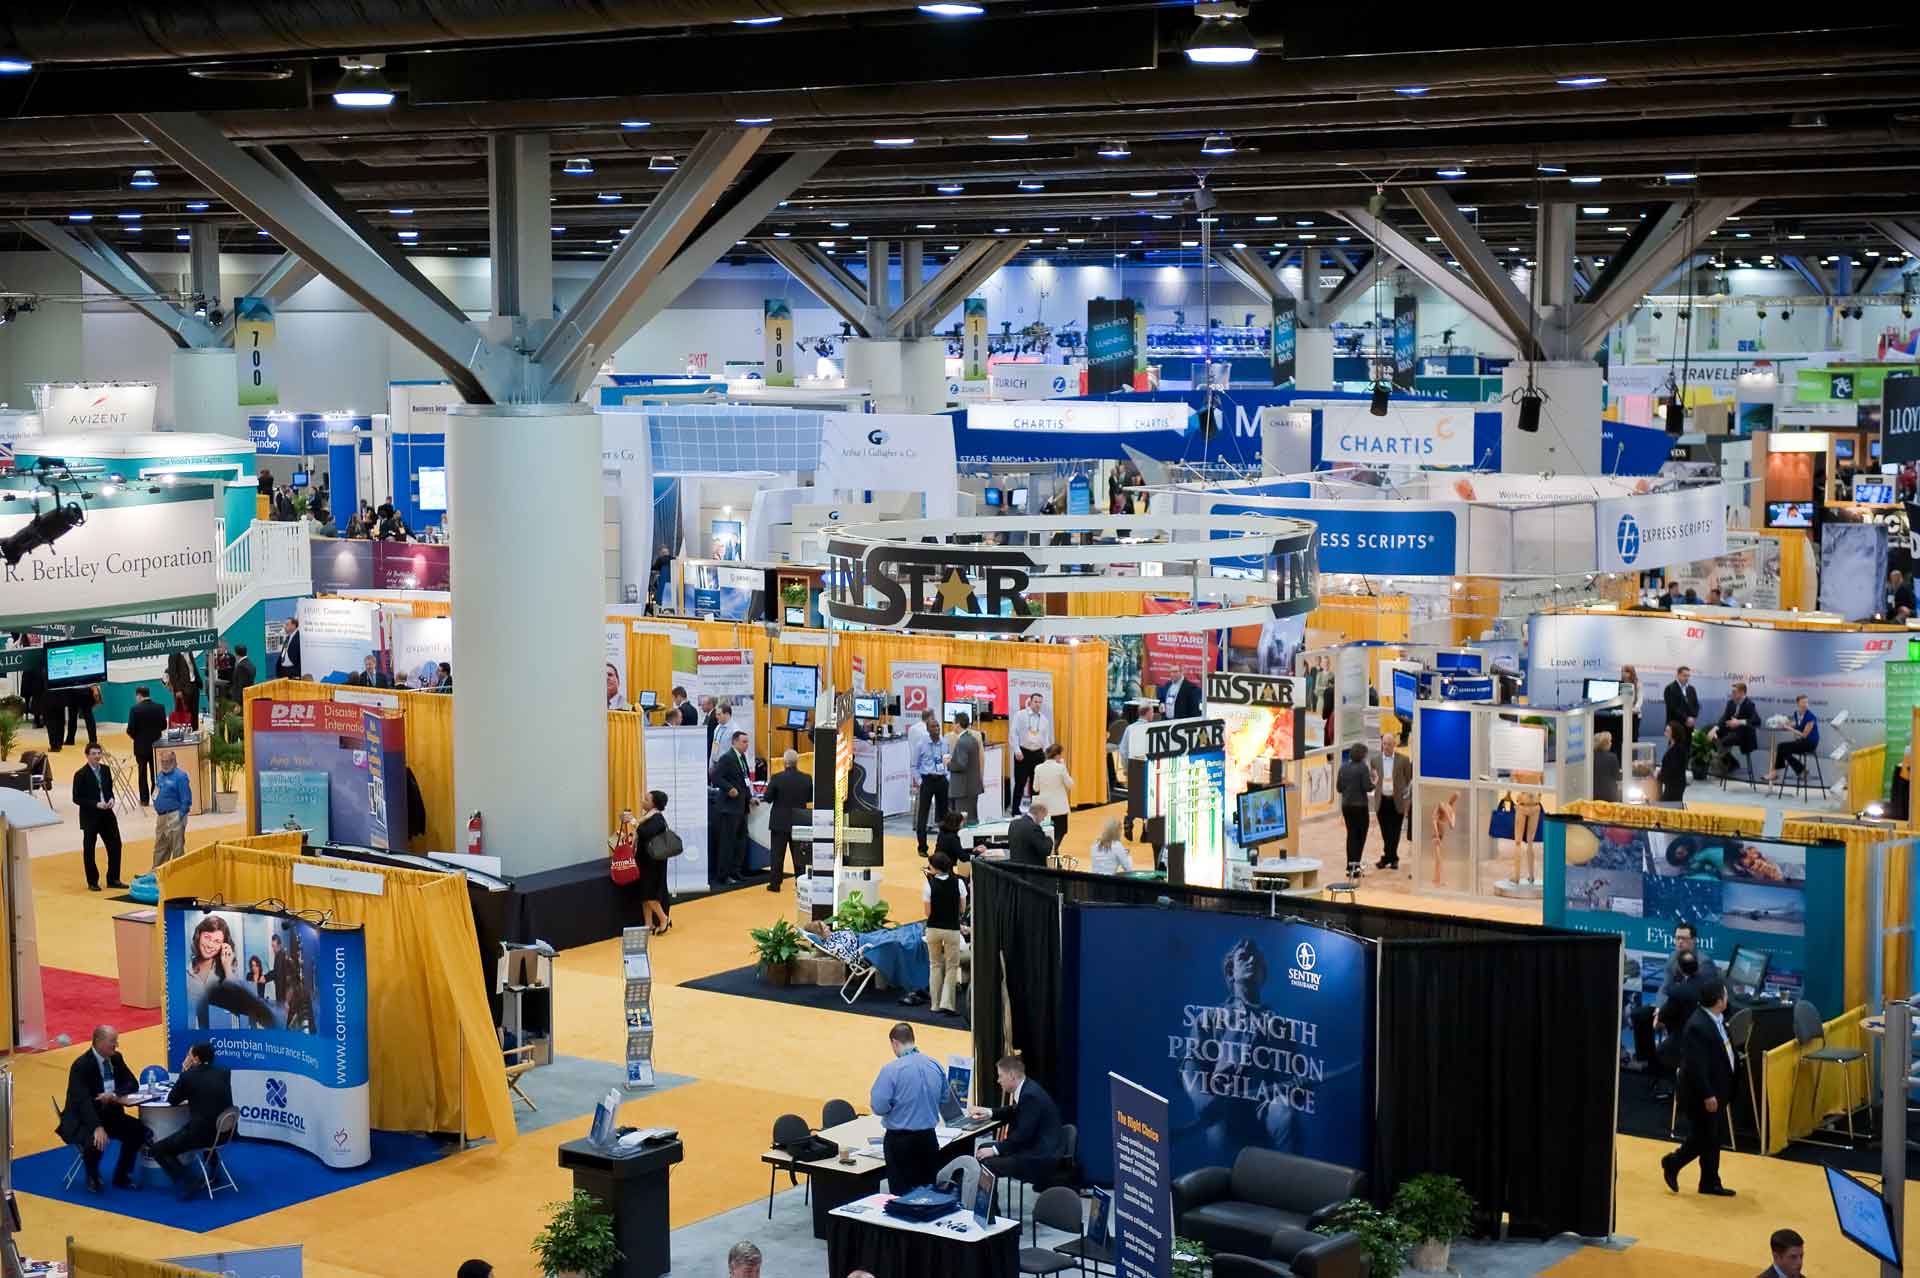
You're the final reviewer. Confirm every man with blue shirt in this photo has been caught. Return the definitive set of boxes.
[868,1022,947,1193]
[151,748,193,867]
[911,710,949,856]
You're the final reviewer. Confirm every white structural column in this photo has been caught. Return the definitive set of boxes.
[170,347,244,437]
[449,402,607,875]
[1500,362,1603,475]
[1296,330,1335,391]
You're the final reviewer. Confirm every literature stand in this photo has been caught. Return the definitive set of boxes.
[622,926,654,1088]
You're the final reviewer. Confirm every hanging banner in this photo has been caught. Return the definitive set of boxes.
[392,615,452,684]
[891,659,942,718]
[605,621,630,710]
[1270,299,1297,387]
[1882,373,1920,465]
[163,901,370,1168]
[1319,402,1476,467]
[967,400,1189,435]
[1087,297,1138,396]
[814,413,960,518]
[1392,295,1418,391]
[1141,597,1213,689]
[1132,304,1150,389]
[235,296,278,407]
[1108,1073,1173,1278]
[1594,484,1726,573]
[963,298,989,384]
[763,299,795,388]
[688,649,757,759]
[989,364,1079,399]
[1818,522,1889,622]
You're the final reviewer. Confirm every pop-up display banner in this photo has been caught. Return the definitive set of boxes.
[249,700,407,847]
[164,899,370,1167]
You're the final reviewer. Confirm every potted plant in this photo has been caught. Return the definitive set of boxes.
[1170,1236,1210,1278]
[1391,1173,1476,1274]
[749,918,804,986]
[1314,1198,1416,1278]
[0,708,20,762]
[1689,728,1715,780]
[828,890,890,935]
[531,1190,622,1278]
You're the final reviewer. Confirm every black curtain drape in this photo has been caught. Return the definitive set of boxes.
[1374,936,1621,1239]
[971,862,1064,1099]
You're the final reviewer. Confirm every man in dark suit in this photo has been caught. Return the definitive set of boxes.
[57,1025,144,1193]
[360,655,393,689]
[1649,951,1703,1100]
[1761,1227,1805,1278]
[1160,673,1202,720]
[763,748,813,892]
[969,1055,1065,1184]
[1707,680,1761,777]
[72,743,124,892]
[1007,803,1053,867]
[711,729,753,885]
[276,619,301,678]
[149,1041,233,1198]
[1661,977,1736,1197]
[1663,666,1700,737]
[231,645,256,696]
[127,685,168,807]
[670,686,698,726]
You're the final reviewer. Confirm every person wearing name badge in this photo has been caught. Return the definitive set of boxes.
[910,710,949,856]
[151,748,192,868]
[869,1022,947,1194]
[72,743,125,892]
[57,1025,145,1194]
[712,731,752,886]
[946,712,984,824]
[969,1055,1065,1185]
[1010,692,1052,812]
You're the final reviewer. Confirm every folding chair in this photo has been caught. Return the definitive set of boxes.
[504,1044,539,1111]
[803,929,878,1004]
[51,1098,83,1190]
[191,1108,240,1199]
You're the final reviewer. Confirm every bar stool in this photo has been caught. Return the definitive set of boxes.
[1773,750,1826,801]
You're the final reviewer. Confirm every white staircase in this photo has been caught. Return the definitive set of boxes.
[214,519,313,635]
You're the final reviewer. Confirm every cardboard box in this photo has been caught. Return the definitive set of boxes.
[792,955,848,986]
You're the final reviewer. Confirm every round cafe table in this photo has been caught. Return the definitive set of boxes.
[133,1090,187,1188]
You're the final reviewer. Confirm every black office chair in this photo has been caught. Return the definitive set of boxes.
[1020,1187,1080,1276]
[1010,1123,1078,1222]
[1050,1185,1115,1275]
[768,1113,812,1216]
[1792,998,1869,1147]
[822,1098,856,1128]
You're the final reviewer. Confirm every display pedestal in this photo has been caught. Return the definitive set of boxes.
[558,1137,684,1278]
[1492,878,1544,900]
[1296,328,1335,391]
[171,347,244,438]
[1499,361,1603,475]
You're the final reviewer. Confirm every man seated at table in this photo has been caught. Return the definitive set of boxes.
[57,1025,144,1193]
[967,1055,1064,1185]
[150,1041,233,1199]
[1706,681,1760,778]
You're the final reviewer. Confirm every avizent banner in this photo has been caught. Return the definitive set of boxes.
[32,382,157,434]
[1319,402,1476,467]
[0,490,215,624]
[163,900,370,1167]
[1594,484,1726,572]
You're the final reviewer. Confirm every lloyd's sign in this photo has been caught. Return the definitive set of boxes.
[32,383,157,434]
[1595,483,1727,572]
[824,538,1036,633]
[1882,374,1920,465]
[1319,402,1475,467]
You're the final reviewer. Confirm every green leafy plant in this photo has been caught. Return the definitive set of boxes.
[779,579,809,609]
[208,734,245,793]
[0,695,26,720]
[1391,1173,1475,1245]
[749,917,804,966]
[1314,1198,1416,1278]
[531,1190,622,1278]
[0,709,20,763]
[1170,1236,1210,1278]
[829,890,890,934]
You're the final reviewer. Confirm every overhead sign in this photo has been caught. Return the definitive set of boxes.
[824,538,1035,633]
[1882,374,1920,465]
[1270,299,1297,387]
[32,383,157,434]
[1392,295,1418,391]
[966,400,1191,434]
[1320,402,1476,467]
[1144,717,1225,759]
[963,298,988,384]
[1087,297,1138,396]
[763,298,795,388]
[988,363,1079,399]
[0,491,217,626]
[1595,484,1726,573]
[1215,498,1461,577]
[235,295,278,407]
[814,413,959,518]
[1205,671,1303,708]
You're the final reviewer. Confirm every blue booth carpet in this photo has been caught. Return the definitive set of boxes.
[13,1131,453,1231]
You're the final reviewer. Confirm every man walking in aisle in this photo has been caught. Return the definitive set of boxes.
[151,748,193,868]
[1010,692,1052,812]
[1375,732,1412,870]
[127,686,167,807]
[72,743,124,892]
[1661,977,1737,1198]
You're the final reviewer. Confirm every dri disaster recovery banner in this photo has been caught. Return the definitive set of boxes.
[762,299,795,387]
[164,901,370,1168]
[248,700,408,847]
[1073,906,1374,1182]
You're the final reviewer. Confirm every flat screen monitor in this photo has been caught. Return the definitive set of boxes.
[766,662,819,709]
[1434,650,1484,673]
[1872,437,1883,461]
[784,707,810,730]
[1834,437,1855,460]
[1583,677,1623,702]
[417,466,448,512]
[291,469,310,489]
[852,694,882,720]
[1765,500,1812,528]
[1725,944,1770,998]
[1826,1166,1900,1268]
[783,605,807,627]
[983,486,1003,508]
[1853,477,1895,504]
[1236,785,1288,846]
[44,638,107,689]
[1391,668,1417,720]
[943,665,1009,715]
[943,700,974,724]
[1009,486,1029,511]
[637,690,658,709]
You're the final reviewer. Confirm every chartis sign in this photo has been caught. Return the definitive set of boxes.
[1319,402,1474,466]
[824,538,1037,633]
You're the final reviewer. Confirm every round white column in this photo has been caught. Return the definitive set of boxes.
[899,338,950,412]
[1500,361,1604,475]
[846,339,904,405]
[1295,329,1335,391]
[448,402,608,876]
[170,347,244,436]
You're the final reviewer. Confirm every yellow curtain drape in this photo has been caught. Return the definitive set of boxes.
[1760,1004,1869,1153]
[1561,799,1764,836]
[324,592,452,619]
[1305,594,1411,644]
[609,710,646,822]
[1066,590,1149,618]
[1782,817,1907,1010]
[1848,745,1886,813]
[68,1244,220,1278]
[1747,528,1816,612]
[242,679,456,852]
[155,840,516,1144]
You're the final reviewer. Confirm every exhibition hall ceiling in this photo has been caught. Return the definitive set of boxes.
[0,6,1917,272]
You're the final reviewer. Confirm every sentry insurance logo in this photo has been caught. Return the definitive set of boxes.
[1615,513,1641,565]
[1287,940,1322,992]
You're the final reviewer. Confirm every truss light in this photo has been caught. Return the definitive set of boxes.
[1,501,84,566]
[1436,167,1466,178]
[649,155,678,171]
[620,120,650,129]
[67,212,93,222]
[597,192,622,203]
[1018,180,1046,191]
[1581,206,1610,215]
[916,223,939,229]
[174,231,191,242]
[736,116,773,126]
[732,16,783,24]
[1567,175,1603,185]
[0,56,31,74]
[919,2,985,13]
[1665,171,1696,182]
[937,183,966,193]
[562,156,594,176]
[874,137,916,147]
[396,230,419,240]
[1201,134,1236,155]
[332,54,396,108]
[988,133,1030,141]
[184,201,210,212]
[1537,164,1566,174]
[128,168,158,188]
[1185,6,1258,64]
[1556,75,1608,87]
[117,211,141,221]
[1394,86,1428,96]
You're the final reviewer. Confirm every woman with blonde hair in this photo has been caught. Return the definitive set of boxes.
[1090,818,1133,875]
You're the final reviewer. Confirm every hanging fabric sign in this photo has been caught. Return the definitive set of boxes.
[763,299,795,388]
[963,298,989,383]
[235,297,278,406]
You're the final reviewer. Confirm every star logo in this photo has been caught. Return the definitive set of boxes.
[935,569,975,613]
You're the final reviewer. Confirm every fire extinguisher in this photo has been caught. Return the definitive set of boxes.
[466,810,483,855]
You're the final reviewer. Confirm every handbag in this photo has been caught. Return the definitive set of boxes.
[608,838,640,886]
[647,829,685,862]
[780,1134,838,1163]
[1487,796,1516,841]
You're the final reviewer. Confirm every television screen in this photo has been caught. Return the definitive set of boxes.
[784,707,810,729]
[943,700,974,724]
[44,638,107,689]
[1834,437,1855,460]
[766,662,819,709]
[943,665,1009,715]
[1725,944,1770,997]
[1766,501,1812,528]
[1826,1166,1900,1268]
[1435,650,1484,673]
[783,605,807,627]
[983,486,1003,508]
[1009,487,1029,511]
[1391,669,1417,719]
[1584,677,1623,701]
[1237,785,1289,846]
[637,690,658,709]
[1872,438,1883,460]
[852,694,882,720]
[417,466,448,512]
[291,470,310,489]
[1853,478,1895,504]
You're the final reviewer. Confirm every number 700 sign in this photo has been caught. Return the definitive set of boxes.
[235,295,278,406]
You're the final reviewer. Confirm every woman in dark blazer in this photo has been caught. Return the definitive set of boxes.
[1658,719,1690,803]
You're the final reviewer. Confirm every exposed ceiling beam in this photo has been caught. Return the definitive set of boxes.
[1872,218,1920,262]
[14,218,219,347]
[762,240,874,337]
[1330,206,1517,346]
[216,252,318,345]
[1573,198,1750,350]
[1404,186,1544,359]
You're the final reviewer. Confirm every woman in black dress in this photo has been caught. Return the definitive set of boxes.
[1658,719,1690,803]
[632,789,673,933]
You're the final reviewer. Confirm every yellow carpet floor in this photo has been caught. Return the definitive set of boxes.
[2,798,1900,1277]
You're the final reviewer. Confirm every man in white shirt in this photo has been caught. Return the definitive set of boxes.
[1010,693,1053,812]
[1121,704,1161,841]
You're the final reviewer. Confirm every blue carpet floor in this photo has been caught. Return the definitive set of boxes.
[13,1131,454,1231]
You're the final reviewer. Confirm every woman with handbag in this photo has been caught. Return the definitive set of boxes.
[627,792,676,933]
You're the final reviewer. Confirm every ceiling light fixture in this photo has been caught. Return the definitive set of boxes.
[732,16,783,24]
[396,230,419,240]
[620,120,650,130]
[1567,175,1603,185]
[1556,75,1608,87]
[1664,171,1696,182]
[117,211,141,221]
[128,168,158,189]
[1394,86,1428,96]
[1098,139,1132,159]
[0,56,32,74]
[937,183,965,193]
[1185,2,1258,64]
[185,201,211,212]
[332,54,396,108]
[1581,206,1610,215]
[597,192,622,203]
[562,156,594,176]
[1436,167,1466,178]
[987,133,1029,141]
[919,3,985,14]
[1536,164,1566,174]
[649,155,678,171]
[735,116,773,126]
[873,137,916,147]
[1018,180,1045,190]
[67,212,93,222]
[1200,134,1236,155]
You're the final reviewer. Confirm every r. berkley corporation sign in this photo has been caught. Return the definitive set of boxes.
[0,495,216,624]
